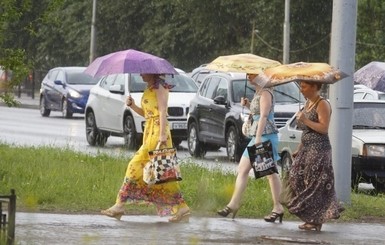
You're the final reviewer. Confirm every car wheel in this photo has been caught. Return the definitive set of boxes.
[39,96,50,117]
[280,152,293,176]
[62,98,73,118]
[85,111,100,146]
[123,114,139,150]
[226,125,242,162]
[187,121,206,157]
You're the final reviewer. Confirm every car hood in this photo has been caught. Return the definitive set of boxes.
[353,130,385,144]
[68,84,95,92]
[275,103,302,113]
[168,92,196,107]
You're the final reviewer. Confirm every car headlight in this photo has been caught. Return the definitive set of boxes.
[68,88,81,98]
[363,144,385,157]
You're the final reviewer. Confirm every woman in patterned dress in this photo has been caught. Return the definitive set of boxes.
[101,74,190,223]
[288,81,341,231]
[217,73,284,223]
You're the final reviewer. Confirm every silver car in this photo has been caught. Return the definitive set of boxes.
[278,100,385,191]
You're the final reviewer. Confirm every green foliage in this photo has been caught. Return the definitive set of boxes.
[1,144,385,222]
[1,0,385,85]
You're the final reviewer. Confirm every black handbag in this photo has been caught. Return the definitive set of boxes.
[247,140,278,179]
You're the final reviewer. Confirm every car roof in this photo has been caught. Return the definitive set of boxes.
[354,88,385,94]
[51,66,87,71]
[203,71,247,80]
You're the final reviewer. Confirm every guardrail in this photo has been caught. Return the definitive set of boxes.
[0,189,16,245]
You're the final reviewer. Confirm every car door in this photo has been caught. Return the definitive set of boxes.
[93,74,117,129]
[196,76,219,141]
[105,73,127,131]
[52,70,67,108]
[209,78,229,142]
[43,69,60,109]
[278,116,302,156]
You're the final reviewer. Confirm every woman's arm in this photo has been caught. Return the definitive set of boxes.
[126,95,144,117]
[254,90,272,145]
[155,85,169,145]
[296,99,330,134]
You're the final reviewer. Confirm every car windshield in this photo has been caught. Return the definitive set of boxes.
[231,80,305,104]
[353,103,385,128]
[67,72,99,85]
[130,74,198,93]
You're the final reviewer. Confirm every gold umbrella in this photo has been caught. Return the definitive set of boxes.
[205,53,281,74]
[255,62,347,88]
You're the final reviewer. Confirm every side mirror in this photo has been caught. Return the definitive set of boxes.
[213,95,227,105]
[54,80,65,87]
[109,84,124,95]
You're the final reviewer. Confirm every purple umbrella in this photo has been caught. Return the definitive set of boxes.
[354,61,385,93]
[84,49,178,77]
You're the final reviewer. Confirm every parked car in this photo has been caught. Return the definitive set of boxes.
[354,88,385,100]
[278,100,385,190]
[187,72,304,162]
[189,65,214,86]
[39,66,98,118]
[85,72,198,149]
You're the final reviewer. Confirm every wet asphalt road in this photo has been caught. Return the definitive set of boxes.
[15,212,385,245]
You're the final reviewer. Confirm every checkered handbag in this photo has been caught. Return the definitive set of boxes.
[143,147,182,185]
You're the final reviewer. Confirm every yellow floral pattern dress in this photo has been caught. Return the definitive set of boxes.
[115,82,187,216]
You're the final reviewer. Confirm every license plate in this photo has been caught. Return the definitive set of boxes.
[172,122,187,129]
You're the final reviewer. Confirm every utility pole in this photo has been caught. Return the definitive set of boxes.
[89,0,97,64]
[329,0,358,204]
[250,21,255,54]
[283,0,290,64]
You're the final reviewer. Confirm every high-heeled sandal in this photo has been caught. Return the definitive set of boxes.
[168,208,191,223]
[101,208,125,221]
[217,206,238,219]
[264,212,284,223]
[298,223,322,231]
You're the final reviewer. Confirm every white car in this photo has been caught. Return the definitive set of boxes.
[354,88,385,100]
[278,100,385,191]
[85,72,198,149]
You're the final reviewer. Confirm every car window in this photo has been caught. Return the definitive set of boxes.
[214,79,228,100]
[379,94,385,100]
[353,103,385,127]
[56,70,65,83]
[113,74,126,90]
[165,75,198,92]
[100,74,117,90]
[67,72,98,85]
[273,83,304,104]
[363,93,375,100]
[231,79,254,103]
[129,74,146,92]
[202,76,220,99]
[353,92,364,100]
[49,70,59,81]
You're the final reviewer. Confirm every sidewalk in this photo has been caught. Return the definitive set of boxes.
[0,92,39,109]
[14,212,385,245]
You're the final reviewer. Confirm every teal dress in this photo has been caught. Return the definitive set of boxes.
[242,88,280,162]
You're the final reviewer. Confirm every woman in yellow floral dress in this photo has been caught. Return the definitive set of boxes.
[101,74,190,223]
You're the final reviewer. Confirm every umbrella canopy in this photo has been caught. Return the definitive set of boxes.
[205,53,281,74]
[255,62,346,88]
[84,49,178,77]
[354,61,385,93]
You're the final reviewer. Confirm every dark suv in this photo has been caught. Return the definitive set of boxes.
[187,72,303,162]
